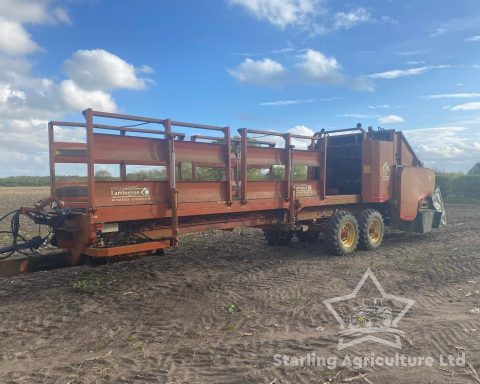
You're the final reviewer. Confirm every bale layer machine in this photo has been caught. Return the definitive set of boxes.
[0,109,446,262]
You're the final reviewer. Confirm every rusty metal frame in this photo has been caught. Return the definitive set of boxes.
[45,109,424,258]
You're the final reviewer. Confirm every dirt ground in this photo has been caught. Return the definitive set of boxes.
[0,187,479,383]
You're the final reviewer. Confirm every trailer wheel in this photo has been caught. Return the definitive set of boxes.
[325,211,359,255]
[263,229,292,246]
[358,209,384,250]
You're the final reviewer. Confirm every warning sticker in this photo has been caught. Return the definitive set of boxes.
[382,162,391,181]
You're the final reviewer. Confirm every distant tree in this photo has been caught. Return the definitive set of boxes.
[127,169,166,181]
[196,167,225,181]
[95,170,113,180]
[467,162,480,175]
[294,165,308,181]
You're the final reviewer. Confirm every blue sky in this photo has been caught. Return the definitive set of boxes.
[0,0,479,176]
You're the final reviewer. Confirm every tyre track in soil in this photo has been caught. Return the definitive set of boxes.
[0,203,479,383]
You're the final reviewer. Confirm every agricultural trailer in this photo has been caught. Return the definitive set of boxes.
[0,109,446,262]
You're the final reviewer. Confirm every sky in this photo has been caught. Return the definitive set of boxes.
[0,0,479,177]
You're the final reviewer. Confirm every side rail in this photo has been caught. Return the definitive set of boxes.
[49,110,361,231]
[49,110,232,243]
[237,129,327,204]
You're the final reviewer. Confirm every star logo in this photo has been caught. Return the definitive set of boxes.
[323,268,415,350]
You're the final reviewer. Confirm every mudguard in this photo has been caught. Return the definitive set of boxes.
[395,166,435,221]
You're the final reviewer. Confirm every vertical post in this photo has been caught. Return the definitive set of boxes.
[84,108,96,210]
[224,126,232,205]
[321,136,328,199]
[192,163,197,181]
[284,134,292,201]
[284,134,295,226]
[239,128,248,204]
[177,162,183,182]
[120,130,127,181]
[164,119,179,244]
[307,139,314,180]
[48,122,56,197]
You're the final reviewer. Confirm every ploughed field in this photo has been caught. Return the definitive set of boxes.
[0,187,479,383]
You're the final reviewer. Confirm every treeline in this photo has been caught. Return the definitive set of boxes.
[435,162,480,203]
[435,174,480,203]
[0,175,89,186]
[1,164,478,203]
[0,176,51,186]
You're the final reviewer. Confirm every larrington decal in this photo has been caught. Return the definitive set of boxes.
[294,184,313,197]
[111,186,152,202]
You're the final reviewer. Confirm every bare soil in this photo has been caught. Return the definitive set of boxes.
[0,187,479,383]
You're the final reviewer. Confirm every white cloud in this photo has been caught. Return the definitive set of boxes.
[449,102,480,111]
[235,47,295,57]
[0,0,70,24]
[340,113,405,124]
[0,18,39,55]
[0,0,50,24]
[260,96,341,106]
[397,50,431,57]
[381,15,399,25]
[333,8,371,30]
[429,28,446,38]
[260,98,316,106]
[262,124,316,148]
[59,80,117,112]
[63,49,151,90]
[350,75,375,92]
[228,1,376,34]
[296,49,344,84]
[378,114,404,124]
[137,65,155,74]
[465,35,480,42]
[423,93,480,99]
[228,0,321,29]
[289,125,315,148]
[428,16,480,39]
[403,126,480,171]
[339,113,377,119]
[368,104,401,109]
[368,65,450,80]
[418,143,464,158]
[52,7,71,24]
[0,83,26,105]
[0,1,71,58]
[0,9,152,177]
[228,57,285,84]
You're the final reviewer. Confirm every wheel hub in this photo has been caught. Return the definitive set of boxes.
[368,218,381,243]
[340,222,355,247]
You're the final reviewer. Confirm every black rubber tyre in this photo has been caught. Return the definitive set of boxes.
[297,230,320,242]
[358,209,384,250]
[263,229,293,246]
[325,211,359,255]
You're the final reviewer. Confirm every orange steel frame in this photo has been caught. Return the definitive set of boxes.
[47,109,418,257]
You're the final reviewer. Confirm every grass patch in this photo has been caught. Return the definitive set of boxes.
[72,274,102,293]
[126,335,144,352]
[223,303,238,314]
